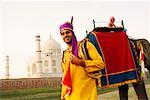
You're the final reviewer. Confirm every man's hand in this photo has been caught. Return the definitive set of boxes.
[70,55,86,67]
[61,97,65,100]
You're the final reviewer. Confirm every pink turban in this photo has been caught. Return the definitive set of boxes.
[59,22,73,32]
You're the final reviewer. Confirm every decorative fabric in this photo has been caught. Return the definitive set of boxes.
[139,43,145,78]
[86,31,140,88]
[62,63,72,97]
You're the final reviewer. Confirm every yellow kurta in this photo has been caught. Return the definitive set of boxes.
[61,41,105,100]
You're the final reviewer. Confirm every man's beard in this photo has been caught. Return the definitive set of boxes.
[66,40,72,45]
[64,36,72,45]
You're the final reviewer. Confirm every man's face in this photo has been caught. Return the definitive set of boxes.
[111,18,115,22]
[60,29,73,45]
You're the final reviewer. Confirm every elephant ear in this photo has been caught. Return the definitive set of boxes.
[138,39,150,72]
[129,38,150,73]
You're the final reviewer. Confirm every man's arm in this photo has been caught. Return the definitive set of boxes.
[71,41,105,71]
[83,41,105,70]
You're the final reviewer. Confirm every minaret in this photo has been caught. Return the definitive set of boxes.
[49,33,52,73]
[5,55,10,79]
[35,34,42,77]
[50,33,52,38]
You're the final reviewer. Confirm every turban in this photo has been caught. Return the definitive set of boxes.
[59,22,73,32]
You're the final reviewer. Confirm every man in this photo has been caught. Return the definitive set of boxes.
[108,16,116,28]
[59,21,105,100]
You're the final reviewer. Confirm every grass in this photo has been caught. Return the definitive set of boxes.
[99,85,150,100]
[0,79,149,100]
[0,87,61,99]
[128,87,150,99]
[0,86,117,100]
[98,87,118,94]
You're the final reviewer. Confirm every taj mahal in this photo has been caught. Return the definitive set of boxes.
[26,34,62,78]
[4,34,63,79]
[1,34,63,90]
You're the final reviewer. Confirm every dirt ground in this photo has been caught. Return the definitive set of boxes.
[98,84,150,100]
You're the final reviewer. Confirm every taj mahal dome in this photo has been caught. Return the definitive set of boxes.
[27,34,62,78]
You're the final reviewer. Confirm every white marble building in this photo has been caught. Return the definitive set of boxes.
[27,34,62,78]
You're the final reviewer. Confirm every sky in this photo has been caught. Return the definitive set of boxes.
[0,0,149,79]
